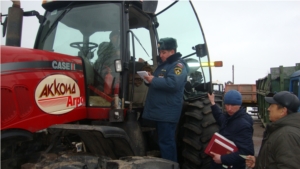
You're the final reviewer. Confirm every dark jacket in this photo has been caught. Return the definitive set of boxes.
[255,113,300,169]
[142,52,188,123]
[210,105,254,169]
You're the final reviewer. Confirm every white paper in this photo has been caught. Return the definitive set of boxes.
[137,71,149,83]
[239,155,248,159]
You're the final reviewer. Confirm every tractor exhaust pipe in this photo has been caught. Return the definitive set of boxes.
[6,0,23,47]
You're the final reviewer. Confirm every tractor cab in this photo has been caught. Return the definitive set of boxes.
[34,0,215,111]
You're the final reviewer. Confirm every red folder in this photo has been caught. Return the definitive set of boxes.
[205,132,238,157]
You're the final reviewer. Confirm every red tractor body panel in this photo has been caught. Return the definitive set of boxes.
[1,46,88,132]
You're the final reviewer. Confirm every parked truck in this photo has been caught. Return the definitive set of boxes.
[256,63,300,127]
[224,84,257,108]
[1,1,222,169]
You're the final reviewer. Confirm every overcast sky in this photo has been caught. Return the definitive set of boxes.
[193,1,300,84]
[1,0,300,84]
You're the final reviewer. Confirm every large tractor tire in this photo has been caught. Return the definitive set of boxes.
[181,97,220,169]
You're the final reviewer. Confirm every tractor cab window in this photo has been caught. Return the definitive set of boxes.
[127,5,155,108]
[156,1,211,98]
[37,2,121,107]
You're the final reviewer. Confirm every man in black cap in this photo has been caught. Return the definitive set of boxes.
[142,37,189,162]
[246,91,300,169]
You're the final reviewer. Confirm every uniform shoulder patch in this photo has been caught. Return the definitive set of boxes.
[174,66,182,75]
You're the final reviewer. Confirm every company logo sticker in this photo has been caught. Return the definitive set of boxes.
[35,74,84,115]
[52,61,75,70]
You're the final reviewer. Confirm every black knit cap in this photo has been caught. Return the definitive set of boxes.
[158,37,177,50]
[265,91,300,112]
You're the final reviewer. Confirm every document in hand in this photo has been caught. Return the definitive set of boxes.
[204,132,238,157]
[137,71,149,83]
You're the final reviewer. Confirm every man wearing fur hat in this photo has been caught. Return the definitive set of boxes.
[246,91,300,169]
[208,90,254,169]
[142,37,189,162]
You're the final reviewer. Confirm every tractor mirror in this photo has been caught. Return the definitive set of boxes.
[194,44,207,58]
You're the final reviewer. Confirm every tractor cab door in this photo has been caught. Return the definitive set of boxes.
[125,4,157,109]
[155,1,212,99]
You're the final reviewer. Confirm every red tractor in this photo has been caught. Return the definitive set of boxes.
[1,1,223,168]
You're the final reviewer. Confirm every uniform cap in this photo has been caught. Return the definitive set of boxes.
[265,91,300,112]
[158,37,177,50]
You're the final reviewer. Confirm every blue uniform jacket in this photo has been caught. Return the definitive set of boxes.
[142,52,188,123]
[210,104,254,169]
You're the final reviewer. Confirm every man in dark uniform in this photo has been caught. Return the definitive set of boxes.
[142,37,189,162]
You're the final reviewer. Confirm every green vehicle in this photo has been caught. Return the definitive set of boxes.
[256,63,300,126]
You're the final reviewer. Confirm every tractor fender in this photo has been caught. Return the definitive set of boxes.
[48,124,136,158]
[1,128,33,142]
